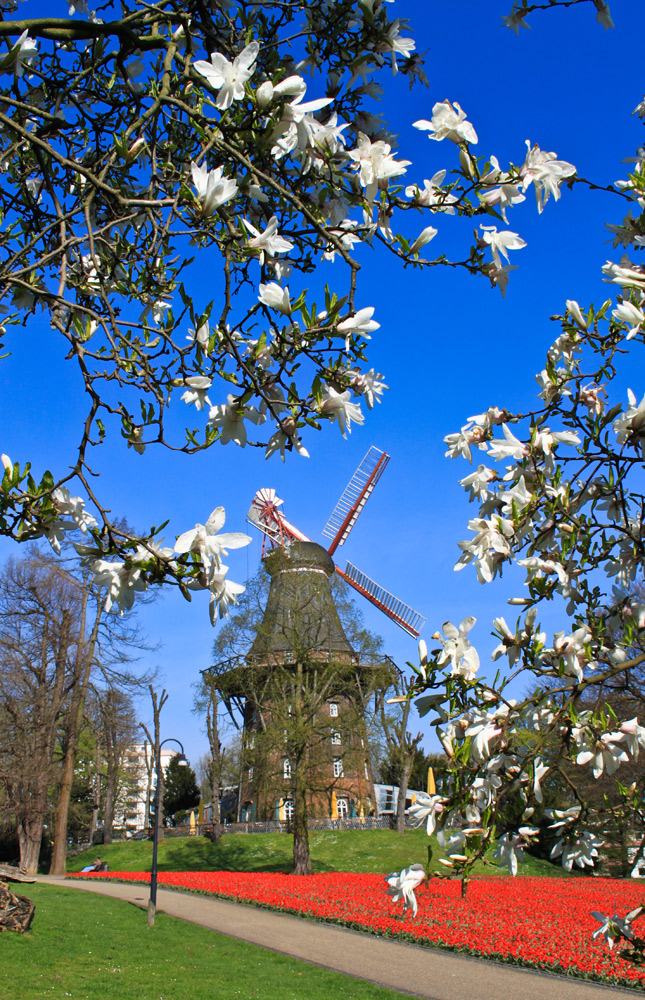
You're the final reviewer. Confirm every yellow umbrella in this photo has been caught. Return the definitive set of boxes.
[189,810,196,835]
[427,767,436,796]
[331,790,337,819]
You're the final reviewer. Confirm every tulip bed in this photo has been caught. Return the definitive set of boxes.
[71,870,645,988]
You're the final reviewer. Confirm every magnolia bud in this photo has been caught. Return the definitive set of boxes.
[1,453,12,476]
[459,147,474,178]
[256,81,274,108]
[418,638,428,667]
[508,597,531,605]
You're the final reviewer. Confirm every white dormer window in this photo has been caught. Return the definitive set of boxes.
[333,758,343,778]
[331,731,341,746]
[283,758,291,779]
[329,702,338,718]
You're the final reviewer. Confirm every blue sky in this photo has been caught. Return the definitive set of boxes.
[1,0,644,767]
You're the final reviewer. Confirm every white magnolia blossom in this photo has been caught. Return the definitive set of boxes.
[613,389,645,454]
[53,487,98,534]
[11,30,38,78]
[405,171,457,213]
[207,565,246,624]
[194,41,260,110]
[91,543,173,613]
[479,225,527,269]
[348,132,411,202]
[174,507,251,574]
[337,306,380,348]
[349,368,388,408]
[207,394,266,447]
[243,216,294,263]
[319,387,364,437]
[435,617,480,679]
[551,626,593,683]
[186,319,212,355]
[592,908,642,950]
[385,864,425,917]
[612,299,645,339]
[191,162,238,215]
[414,101,478,145]
[550,831,603,872]
[520,141,576,213]
[575,731,628,779]
[406,793,445,836]
[258,282,292,315]
[493,829,538,876]
[619,718,645,760]
[459,465,496,502]
[180,376,212,411]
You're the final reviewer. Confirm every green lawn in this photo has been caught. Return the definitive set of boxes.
[3,883,414,1000]
[68,828,561,877]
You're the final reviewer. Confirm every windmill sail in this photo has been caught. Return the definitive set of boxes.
[322,447,390,555]
[338,562,426,638]
[247,488,310,546]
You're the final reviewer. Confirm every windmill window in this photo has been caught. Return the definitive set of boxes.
[248,766,254,780]
[364,761,370,779]
[337,797,348,819]
[247,735,255,749]
[331,731,341,746]
[329,703,338,718]
[283,758,292,779]
[333,758,343,778]
[284,798,294,820]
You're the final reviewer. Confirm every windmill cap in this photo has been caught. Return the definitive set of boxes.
[264,541,335,578]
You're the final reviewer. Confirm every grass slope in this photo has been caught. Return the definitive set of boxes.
[68,828,561,877]
[4,883,414,1000]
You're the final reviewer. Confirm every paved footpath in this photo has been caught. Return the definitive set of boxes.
[38,876,643,1000]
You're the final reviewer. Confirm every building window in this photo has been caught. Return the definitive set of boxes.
[247,734,255,749]
[283,758,291,779]
[248,766,254,780]
[364,761,370,780]
[284,651,295,664]
[329,702,338,718]
[331,731,341,746]
[333,758,343,778]
[287,703,293,716]
[337,797,348,819]
[284,799,294,820]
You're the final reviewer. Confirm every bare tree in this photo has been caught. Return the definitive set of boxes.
[140,686,168,844]
[0,556,78,872]
[89,687,139,844]
[377,673,424,834]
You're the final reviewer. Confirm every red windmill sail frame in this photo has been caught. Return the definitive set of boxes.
[322,446,390,555]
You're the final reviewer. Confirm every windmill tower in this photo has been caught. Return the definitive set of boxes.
[227,447,424,824]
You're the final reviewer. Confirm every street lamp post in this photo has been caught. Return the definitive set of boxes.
[148,737,187,927]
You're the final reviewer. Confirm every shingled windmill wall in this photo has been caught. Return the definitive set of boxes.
[238,541,378,824]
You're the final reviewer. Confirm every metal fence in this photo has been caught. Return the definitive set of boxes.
[165,816,392,837]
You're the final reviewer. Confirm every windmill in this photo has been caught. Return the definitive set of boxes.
[247,446,426,639]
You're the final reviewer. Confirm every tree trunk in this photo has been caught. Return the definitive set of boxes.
[17,812,44,875]
[291,757,311,875]
[50,587,100,876]
[103,764,116,845]
[396,757,414,834]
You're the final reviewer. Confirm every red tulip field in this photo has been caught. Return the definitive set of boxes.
[71,870,645,988]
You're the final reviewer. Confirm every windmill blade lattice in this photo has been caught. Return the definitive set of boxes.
[248,488,310,548]
[337,562,426,639]
[322,446,390,555]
